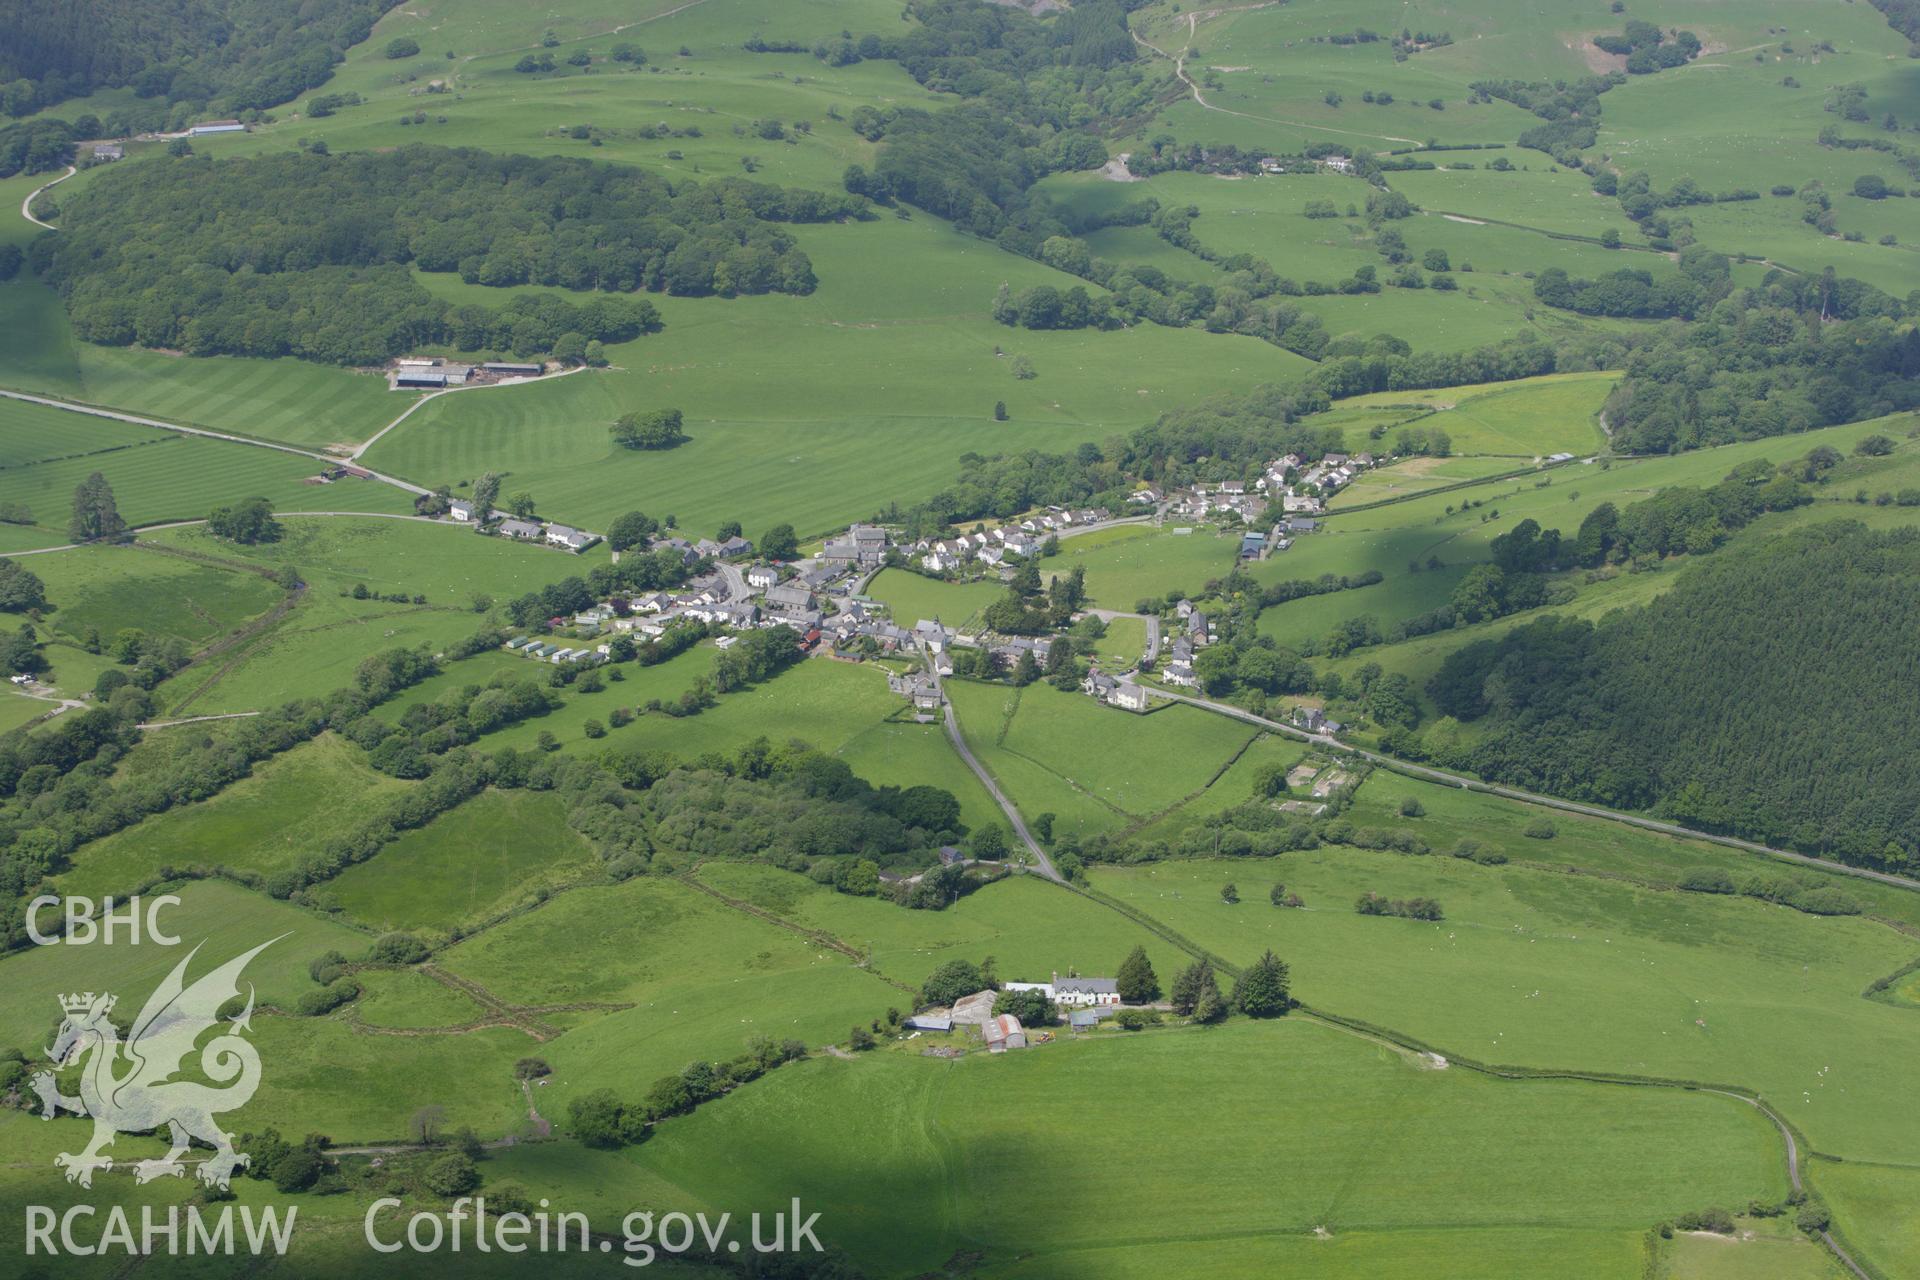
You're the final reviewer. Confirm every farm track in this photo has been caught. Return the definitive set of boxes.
[0,388,429,496]
[19,166,74,229]
[1132,6,1419,147]
[412,964,635,1041]
[349,365,589,461]
[919,642,1061,881]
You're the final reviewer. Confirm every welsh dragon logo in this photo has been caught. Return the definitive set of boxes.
[30,937,282,1190]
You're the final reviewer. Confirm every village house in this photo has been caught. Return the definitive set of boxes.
[887,671,943,713]
[1188,611,1211,646]
[447,499,476,522]
[1005,973,1123,1008]
[498,517,543,541]
[744,563,781,590]
[1084,670,1150,712]
[545,523,597,552]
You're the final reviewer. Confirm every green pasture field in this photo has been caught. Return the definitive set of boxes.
[829,714,1005,837]
[1083,222,1231,284]
[1095,730,1311,841]
[29,542,284,650]
[1327,454,1522,508]
[1820,1160,1920,1280]
[0,691,50,735]
[1091,847,1920,1166]
[0,393,155,464]
[1265,412,1913,598]
[133,518,609,713]
[0,879,368,1052]
[1256,561,1468,649]
[319,789,601,935]
[54,733,414,899]
[350,967,491,1030]
[237,1015,531,1141]
[604,1017,1782,1277]
[866,568,1006,631]
[692,862,1181,992]
[300,0,928,194]
[1659,1217,1845,1280]
[0,1114,710,1278]
[0,270,409,449]
[945,678,1257,841]
[437,872,902,1115]
[0,422,414,531]
[476,652,908,768]
[1046,523,1240,610]
[1332,371,1615,457]
[362,212,1314,538]
[152,516,607,608]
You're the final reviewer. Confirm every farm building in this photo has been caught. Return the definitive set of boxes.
[396,372,447,389]
[89,144,123,161]
[985,1015,1027,1053]
[764,582,813,615]
[188,120,245,136]
[950,990,998,1029]
[904,1013,953,1033]
[482,362,543,376]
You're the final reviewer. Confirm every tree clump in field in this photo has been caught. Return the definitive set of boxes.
[921,958,988,1006]
[207,496,282,544]
[1115,945,1160,1004]
[610,408,688,450]
[1229,950,1291,1017]
[68,471,127,544]
[1355,892,1444,921]
[0,559,48,613]
[1170,960,1227,1022]
[37,146,866,364]
[1592,21,1701,74]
